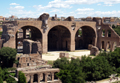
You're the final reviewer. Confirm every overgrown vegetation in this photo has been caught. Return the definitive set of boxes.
[0,47,17,68]
[0,67,17,83]
[47,61,54,66]
[18,71,27,83]
[53,47,120,83]
[0,47,26,83]
[112,24,120,36]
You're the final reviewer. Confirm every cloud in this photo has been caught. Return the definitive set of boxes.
[33,0,71,11]
[50,9,61,13]
[76,8,94,12]
[97,4,101,5]
[75,8,120,17]
[9,6,24,10]
[9,4,37,18]
[10,3,19,6]
[47,0,120,6]
[7,0,120,18]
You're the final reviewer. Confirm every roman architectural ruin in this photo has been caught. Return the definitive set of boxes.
[1,13,119,53]
[1,13,120,83]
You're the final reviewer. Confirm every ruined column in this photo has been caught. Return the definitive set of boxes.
[42,33,48,53]
[105,30,107,37]
[30,75,33,83]
[45,73,48,82]
[23,28,26,39]
[52,72,54,81]
[104,41,107,51]
[38,74,40,83]
[58,33,62,50]
[70,33,75,51]
[110,42,114,52]
[94,37,97,47]
[99,41,102,50]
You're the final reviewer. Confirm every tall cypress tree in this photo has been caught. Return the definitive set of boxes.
[0,67,3,83]
[18,71,26,83]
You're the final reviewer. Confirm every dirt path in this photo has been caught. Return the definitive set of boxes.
[96,77,120,83]
[42,50,90,61]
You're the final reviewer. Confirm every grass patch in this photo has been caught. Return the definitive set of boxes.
[7,67,16,71]
[43,53,54,56]
[47,61,54,66]
[10,72,16,77]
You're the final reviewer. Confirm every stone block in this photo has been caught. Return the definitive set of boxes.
[90,46,99,56]
[88,44,93,50]
[59,53,69,58]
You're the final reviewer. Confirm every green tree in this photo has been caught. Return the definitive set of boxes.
[53,57,69,70]
[113,26,120,36]
[0,67,3,83]
[80,56,94,81]
[92,56,113,80]
[112,24,115,28]
[69,58,85,83]
[2,68,17,83]
[0,77,3,83]
[6,77,17,83]
[18,71,26,83]
[54,58,85,83]
[0,47,17,68]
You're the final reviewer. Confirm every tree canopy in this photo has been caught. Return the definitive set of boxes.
[112,25,120,36]
[53,47,120,83]
[0,47,17,68]
[18,71,27,83]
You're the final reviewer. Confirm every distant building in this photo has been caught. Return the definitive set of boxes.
[103,17,111,23]
[8,15,18,21]
[117,23,120,27]
[81,18,86,21]
[74,18,82,21]
[61,17,66,21]
[0,16,5,21]
[86,17,93,21]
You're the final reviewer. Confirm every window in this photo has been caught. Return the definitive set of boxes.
[102,29,105,37]
[108,30,111,37]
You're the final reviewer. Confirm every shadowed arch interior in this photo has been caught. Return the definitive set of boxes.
[16,26,42,53]
[48,25,70,51]
[75,26,96,49]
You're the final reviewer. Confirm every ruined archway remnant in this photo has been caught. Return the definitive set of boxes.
[38,13,49,32]
[16,26,42,53]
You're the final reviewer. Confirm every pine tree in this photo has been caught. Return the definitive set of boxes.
[18,71,27,83]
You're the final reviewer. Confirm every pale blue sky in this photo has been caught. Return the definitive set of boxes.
[0,0,120,18]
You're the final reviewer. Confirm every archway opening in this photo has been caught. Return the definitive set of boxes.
[47,72,52,81]
[54,72,58,80]
[48,25,70,51]
[33,74,38,82]
[102,41,104,49]
[106,41,110,51]
[16,26,42,53]
[75,26,96,50]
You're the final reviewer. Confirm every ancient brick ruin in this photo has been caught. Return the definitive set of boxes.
[0,13,120,83]
[1,13,119,54]
[16,66,61,83]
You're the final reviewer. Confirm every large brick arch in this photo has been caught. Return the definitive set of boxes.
[47,24,72,35]
[75,25,97,49]
[75,25,97,37]
[47,25,71,51]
